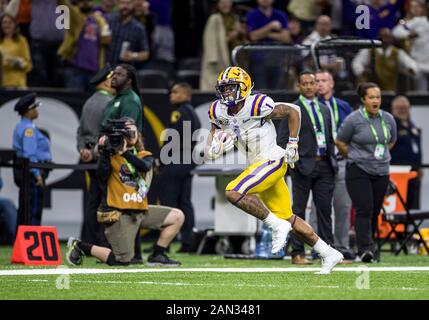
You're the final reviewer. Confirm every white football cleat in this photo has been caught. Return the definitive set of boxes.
[316,248,344,275]
[271,220,291,254]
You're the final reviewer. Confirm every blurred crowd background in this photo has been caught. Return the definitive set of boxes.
[0,0,428,94]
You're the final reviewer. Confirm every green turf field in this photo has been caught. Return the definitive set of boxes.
[1,244,429,300]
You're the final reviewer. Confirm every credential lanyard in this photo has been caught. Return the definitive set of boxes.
[97,89,112,97]
[300,95,324,134]
[360,107,388,145]
[332,97,339,128]
[123,147,139,178]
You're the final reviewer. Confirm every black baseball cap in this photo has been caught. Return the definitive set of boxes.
[90,63,113,86]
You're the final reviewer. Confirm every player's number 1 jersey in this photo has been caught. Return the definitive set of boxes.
[208,94,286,164]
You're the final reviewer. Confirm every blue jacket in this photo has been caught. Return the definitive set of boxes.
[318,96,352,132]
[12,118,45,177]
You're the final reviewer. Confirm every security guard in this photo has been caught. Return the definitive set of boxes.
[12,93,45,226]
[159,82,201,253]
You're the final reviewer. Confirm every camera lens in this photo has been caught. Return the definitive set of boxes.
[108,133,124,150]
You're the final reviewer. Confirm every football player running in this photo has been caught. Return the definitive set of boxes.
[206,67,343,274]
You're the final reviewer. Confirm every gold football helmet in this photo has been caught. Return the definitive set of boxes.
[216,66,253,107]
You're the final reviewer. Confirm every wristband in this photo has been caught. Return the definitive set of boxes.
[288,137,299,143]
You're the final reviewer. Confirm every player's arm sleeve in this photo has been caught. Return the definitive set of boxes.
[208,101,221,128]
[250,95,275,118]
[22,128,40,177]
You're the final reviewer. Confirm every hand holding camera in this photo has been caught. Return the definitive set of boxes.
[100,119,135,155]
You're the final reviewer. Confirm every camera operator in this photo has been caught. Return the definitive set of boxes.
[66,117,184,266]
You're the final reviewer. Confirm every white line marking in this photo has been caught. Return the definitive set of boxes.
[1,266,429,276]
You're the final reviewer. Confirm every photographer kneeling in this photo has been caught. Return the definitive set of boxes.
[66,118,184,266]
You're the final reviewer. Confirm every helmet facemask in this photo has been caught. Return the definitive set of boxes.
[216,82,244,108]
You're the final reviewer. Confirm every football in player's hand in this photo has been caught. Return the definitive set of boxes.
[214,130,233,143]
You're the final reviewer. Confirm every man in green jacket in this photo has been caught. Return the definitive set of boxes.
[102,63,143,133]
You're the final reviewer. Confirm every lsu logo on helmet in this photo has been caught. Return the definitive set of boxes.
[216,67,254,107]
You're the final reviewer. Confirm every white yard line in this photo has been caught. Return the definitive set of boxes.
[1,266,429,276]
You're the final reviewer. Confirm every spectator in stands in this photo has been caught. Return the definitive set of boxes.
[277,71,337,265]
[58,0,112,91]
[77,64,114,247]
[302,15,344,74]
[0,174,17,245]
[315,69,354,260]
[146,0,175,74]
[5,0,31,40]
[106,0,149,69]
[134,0,155,56]
[390,96,423,210]
[246,0,291,90]
[200,0,246,91]
[336,82,397,262]
[287,0,324,33]
[393,0,429,91]
[93,0,117,16]
[26,0,64,87]
[67,118,184,267]
[159,82,201,253]
[324,0,342,34]
[0,13,32,88]
[355,0,404,40]
[289,17,305,45]
[352,28,417,92]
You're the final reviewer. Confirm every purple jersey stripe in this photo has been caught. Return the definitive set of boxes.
[233,160,273,192]
[242,158,284,194]
[251,94,260,117]
[212,100,218,120]
[257,95,267,116]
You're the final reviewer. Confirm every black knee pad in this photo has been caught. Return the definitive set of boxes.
[106,252,129,266]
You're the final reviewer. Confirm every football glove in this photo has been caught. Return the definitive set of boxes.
[206,131,234,160]
[285,137,299,168]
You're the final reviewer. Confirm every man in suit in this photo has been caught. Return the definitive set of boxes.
[277,71,338,265]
